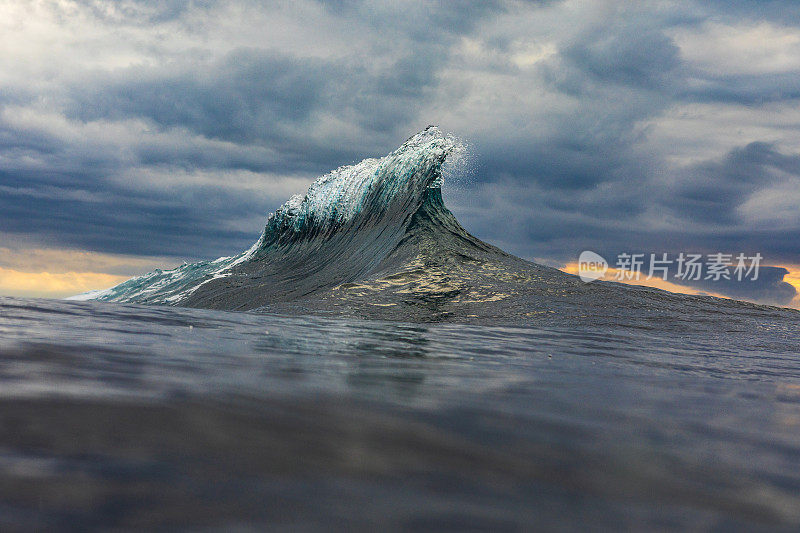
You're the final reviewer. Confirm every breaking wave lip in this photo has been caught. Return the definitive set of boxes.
[70,126,468,306]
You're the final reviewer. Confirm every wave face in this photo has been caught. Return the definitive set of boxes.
[77,126,479,309]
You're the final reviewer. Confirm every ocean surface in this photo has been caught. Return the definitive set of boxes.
[5,127,800,530]
[1,295,800,531]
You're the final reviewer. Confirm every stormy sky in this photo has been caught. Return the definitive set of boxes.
[1,0,800,305]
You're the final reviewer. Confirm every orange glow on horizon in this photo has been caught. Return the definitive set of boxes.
[562,262,726,297]
[0,247,180,299]
[0,266,129,299]
[562,262,800,309]
[782,266,800,309]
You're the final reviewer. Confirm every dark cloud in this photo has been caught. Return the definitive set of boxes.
[0,166,267,258]
[552,23,682,92]
[672,265,797,306]
[664,142,796,225]
[315,0,506,37]
[68,50,333,145]
[698,1,800,23]
[680,72,800,105]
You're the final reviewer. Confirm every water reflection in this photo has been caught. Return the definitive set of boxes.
[1,296,800,530]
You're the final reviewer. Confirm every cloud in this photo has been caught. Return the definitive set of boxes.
[673,265,798,306]
[672,22,800,76]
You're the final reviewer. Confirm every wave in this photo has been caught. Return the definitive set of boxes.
[73,127,800,326]
[72,126,481,308]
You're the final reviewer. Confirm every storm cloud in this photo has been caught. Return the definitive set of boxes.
[1,0,799,305]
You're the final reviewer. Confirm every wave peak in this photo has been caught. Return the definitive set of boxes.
[257,125,461,250]
[76,126,472,307]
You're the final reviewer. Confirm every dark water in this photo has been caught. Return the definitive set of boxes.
[1,296,800,531]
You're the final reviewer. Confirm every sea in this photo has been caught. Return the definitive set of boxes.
[1,295,799,531]
[3,127,800,530]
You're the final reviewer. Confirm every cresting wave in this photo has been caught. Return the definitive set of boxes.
[73,126,799,326]
[72,126,472,308]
